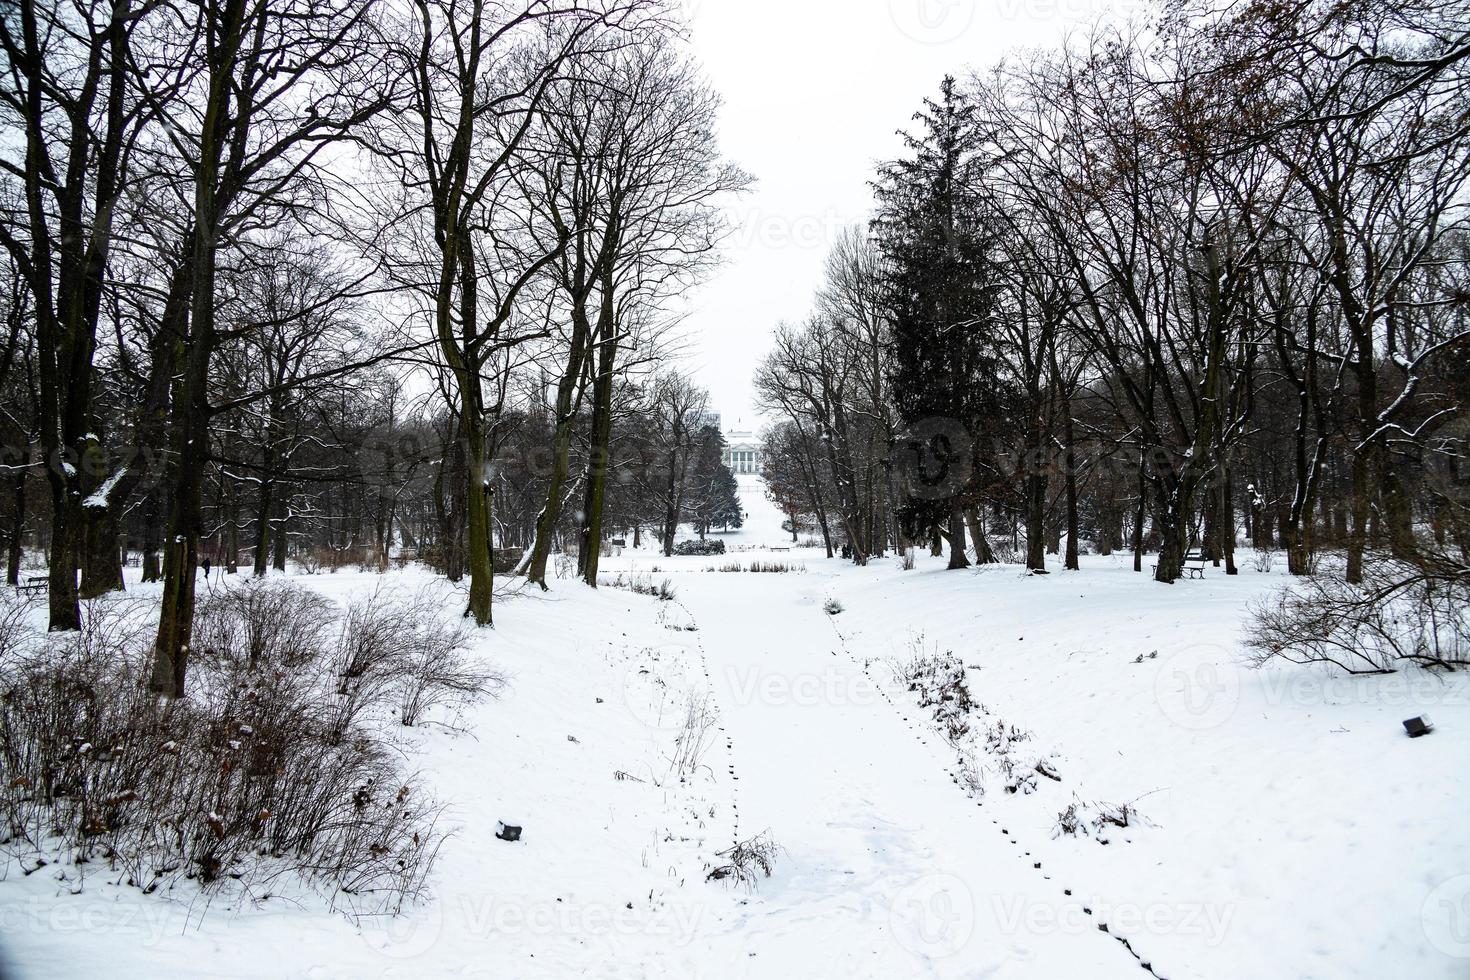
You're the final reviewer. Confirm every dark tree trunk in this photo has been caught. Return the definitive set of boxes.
[965,506,994,564]
[79,502,124,597]
[945,505,970,569]
[7,467,25,587]
[1132,451,1147,572]
[1024,463,1046,571]
[1063,412,1079,571]
[580,283,617,587]
[1221,471,1237,575]
[528,304,593,586]
[253,478,273,576]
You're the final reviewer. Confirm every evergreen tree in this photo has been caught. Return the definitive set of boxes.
[705,466,743,531]
[871,75,1003,569]
[686,426,740,538]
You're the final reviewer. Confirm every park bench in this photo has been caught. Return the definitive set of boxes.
[1152,551,1210,579]
[16,575,47,595]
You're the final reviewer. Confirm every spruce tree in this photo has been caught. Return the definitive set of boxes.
[871,75,1002,568]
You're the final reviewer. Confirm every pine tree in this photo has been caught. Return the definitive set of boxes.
[871,75,1003,568]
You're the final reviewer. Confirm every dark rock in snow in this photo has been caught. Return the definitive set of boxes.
[1402,715,1433,737]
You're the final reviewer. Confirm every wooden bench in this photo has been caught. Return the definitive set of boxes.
[16,575,47,594]
[770,546,791,552]
[1152,551,1210,579]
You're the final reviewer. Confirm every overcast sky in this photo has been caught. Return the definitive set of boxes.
[678,0,1134,431]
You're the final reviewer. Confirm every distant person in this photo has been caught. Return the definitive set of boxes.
[202,557,211,580]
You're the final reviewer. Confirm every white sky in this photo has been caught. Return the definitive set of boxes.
[679,0,1135,430]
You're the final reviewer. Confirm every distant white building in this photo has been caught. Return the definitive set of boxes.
[722,426,762,474]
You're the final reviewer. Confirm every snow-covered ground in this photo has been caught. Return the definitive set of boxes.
[2,475,1466,978]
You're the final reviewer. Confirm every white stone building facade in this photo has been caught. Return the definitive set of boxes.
[722,428,763,474]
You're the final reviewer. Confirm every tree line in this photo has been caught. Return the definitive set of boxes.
[0,0,749,696]
[758,0,1469,597]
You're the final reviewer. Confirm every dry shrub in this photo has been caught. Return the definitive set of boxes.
[746,560,802,573]
[330,585,500,729]
[600,573,677,601]
[667,693,717,782]
[902,638,974,742]
[1054,797,1153,842]
[194,578,335,673]
[0,581,494,915]
[705,830,780,890]
[1248,555,1470,673]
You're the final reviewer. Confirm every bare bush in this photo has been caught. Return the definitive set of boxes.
[1247,556,1470,673]
[194,578,336,673]
[667,693,718,782]
[747,560,802,573]
[1054,797,1153,842]
[0,583,472,915]
[706,830,780,890]
[600,573,677,601]
[710,560,803,573]
[901,637,974,742]
[330,585,497,736]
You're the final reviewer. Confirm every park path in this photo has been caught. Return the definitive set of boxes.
[670,567,1143,979]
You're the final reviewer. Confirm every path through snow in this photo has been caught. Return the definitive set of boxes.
[669,570,1143,978]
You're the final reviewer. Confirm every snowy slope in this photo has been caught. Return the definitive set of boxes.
[0,571,743,979]
[719,473,797,550]
[2,548,1465,978]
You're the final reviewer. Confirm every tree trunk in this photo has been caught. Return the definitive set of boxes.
[7,467,25,587]
[253,478,273,576]
[945,505,970,569]
[149,330,211,698]
[1221,471,1237,575]
[1024,463,1046,571]
[1063,463,1079,570]
[527,302,594,587]
[462,410,494,624]
[1346,448,1370,584]
[141,492,161,582]
[79,501,124,597]
[1132,449,1147,572]
[662,451,679,557]
[580,284,617,587]
[965,506,994,564]
[44,476,81,631]
[1152,477,1192,584]
[272,491,288,572]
